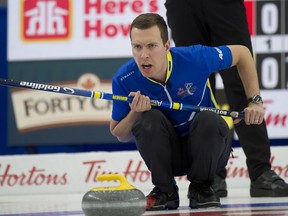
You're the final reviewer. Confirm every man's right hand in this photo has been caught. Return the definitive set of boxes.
[129,91,151,112]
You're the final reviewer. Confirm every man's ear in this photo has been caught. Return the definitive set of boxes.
[165,40,170,52]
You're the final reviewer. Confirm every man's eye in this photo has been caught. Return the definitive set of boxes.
[148,44,156,49]
[134,45,141,49]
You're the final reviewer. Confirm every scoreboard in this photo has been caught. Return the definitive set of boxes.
[215,0,288,140]
[245,0,288,90]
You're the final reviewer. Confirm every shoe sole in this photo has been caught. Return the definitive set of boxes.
[250,188,288,197]
[146,200,179,211]
[189,199,220,209]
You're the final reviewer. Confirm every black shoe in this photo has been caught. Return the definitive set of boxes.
[212,175,228,198]
[250,170,288,197]
[188,181,220,209]
[146,186,179,211]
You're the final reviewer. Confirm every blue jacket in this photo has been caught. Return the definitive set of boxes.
[112,45,232,136]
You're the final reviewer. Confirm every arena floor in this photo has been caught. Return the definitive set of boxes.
[1,188,288,216]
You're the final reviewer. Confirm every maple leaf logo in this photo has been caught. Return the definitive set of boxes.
[81,78,96,90]
[77,73,100,91]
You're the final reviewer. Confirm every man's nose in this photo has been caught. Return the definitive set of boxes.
[140,48,149,58]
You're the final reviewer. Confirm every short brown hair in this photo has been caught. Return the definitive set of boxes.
[130,13,168,45]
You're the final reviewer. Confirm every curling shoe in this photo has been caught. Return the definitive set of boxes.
[188,181,220,209]
[146,185,179,211]
[250,170,288,197]
[212,175,228,197]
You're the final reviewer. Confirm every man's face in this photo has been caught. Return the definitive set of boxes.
[130,25,170,82]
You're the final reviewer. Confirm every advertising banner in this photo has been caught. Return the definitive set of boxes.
[7,66,122,146]
[0,147,287,195]
[8,0,167,61]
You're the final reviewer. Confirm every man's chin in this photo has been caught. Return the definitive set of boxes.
[140,70,152,78]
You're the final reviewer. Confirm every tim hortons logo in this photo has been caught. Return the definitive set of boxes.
[0,164,67,186]
[22,0,71,41]
[82,157,288,184]
[83,160,151,183]
[264,100,287,127]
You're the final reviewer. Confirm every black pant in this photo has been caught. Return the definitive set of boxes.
[132,109,230,192]
[165,0,271,181]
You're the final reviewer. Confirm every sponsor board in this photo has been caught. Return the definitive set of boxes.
[7,71,119,146]
[262,90,288,138]
[216,73,288,139]
[8,0,166,60]
[0,146,287,195]
[11,74,112,132]
[233,90,288,139]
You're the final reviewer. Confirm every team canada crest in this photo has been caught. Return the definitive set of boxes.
[22,0,71,41]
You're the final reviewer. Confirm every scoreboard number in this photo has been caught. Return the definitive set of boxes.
[255,0,286,89]
[261,3,279,34]
[261,57,279,88]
